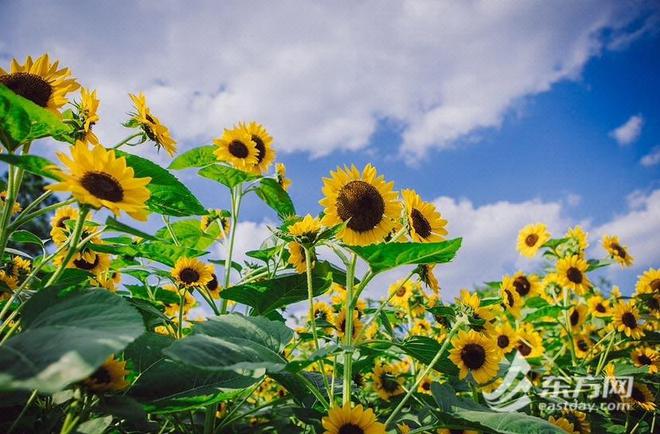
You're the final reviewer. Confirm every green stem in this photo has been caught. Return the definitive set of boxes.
[220,185,242,314]
[342,253,357,406]
[44,207,90,287]
[562,287,576,366]
[0,163,17,259]
[177,289,186,339]
[162,215,180,245]
[9,198,76,232]
[298,372,330,409]
[214,379,264,432]
[111,132,144,149]
[595,331,617,375]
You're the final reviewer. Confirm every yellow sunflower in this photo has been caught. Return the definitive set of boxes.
[566,225,589,252]
[321,403,386,434]
[0,191,22,215]
[47,141,151,221]
[237,122,275,175]
[162,284,197,318]
[83,356,129,393]
[635,268,660,295]
[556,255,591,294]
[205,273,221,299]
[171,257,213,289]
[0,54,79,114]
[129,92,177,156]
[631,347,659,374]
[289,214,323,240]
[490,322,518,354]
[401,189,447,243]
[49,206,95,245]
[587,295,611,318]
[372,363,405,400]
[200,209,231,239]
[516,223,551,258]
[516,324,544,358]
[568,304,588,331]
[213,127,259,172]
[79,87,100,145]
[312,301,335,332]
[612,302,645,339]
[320,164,398,246]
[389,279,415,309]
[287,241,309,273]
[417,375,435,395]
[573,334,593,359]
[449,330,501,383]
[602,235,633,267]
[411,319,433,337]
[499,280,523,318]
[334,310,363,340]
[276,163,292,191]
[458,289,498,332]
[622,383,656,411]
[55,250,111,276]
[418,264,440,294]
[548,416,579,434]
[510,272,540,299]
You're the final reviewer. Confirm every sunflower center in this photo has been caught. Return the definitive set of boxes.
[621,312,637,329]
[379,373,400,393]
[396,286,407,297]
[73,254,100,270]
[504,289,515,307]
[90,366,112,385]
[576,339,588,352]
[569,310,580,326]
[517,340,532,356]
[648,296,659,311]
[460,343,486,369]
[563,414,581,432]
[336,180,385,232]
[525,233,539,247]
[421,381,431,390]
[410,208,432,238]
[566,267,583,284]
[595,303,606,313]
[497,335,510,349]
[56,216,71,228]
[207,273,218,291]
[611,243,627,258]
[630,385,646,403]
[0,72,53,107]
[252,135,266,164]
[513,276,531,297]
[80,172,124,202]
[228,140,249,159]
[180,267,200,284]
[638,354,652,365]
[650,279,660,292]
[338,424,364,434]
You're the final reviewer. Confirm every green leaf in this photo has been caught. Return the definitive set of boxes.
[198,164,257,188]
[0,154,62,180]
[395,336,458,375]
[9,229,44,249]
[542,238,568,249]
[587,259,610,272]
[254,178,295,219]
[349,238,462,274]
[0,289,144,393]
[75,416,113,434]
[104,216,155,241]
[115,150,206,216]
[90,240,206,267]
[194,314,293,352]
[524,305,565,322]
[221,267,333,315]
[155,219,220,250]
[168,145,216,170]
[0,84,73,150]
[246,245,284,263]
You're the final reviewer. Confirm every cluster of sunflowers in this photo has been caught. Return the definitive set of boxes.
[0,53,657,434]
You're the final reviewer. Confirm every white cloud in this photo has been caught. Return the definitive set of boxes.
[0,1,655,161]
[610,114,644,146]
[640,146,660,167]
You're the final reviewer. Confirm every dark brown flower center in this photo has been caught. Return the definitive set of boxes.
[497,335,510,349]
[595,303,606,313]
[630,385,646,403]
[73,254,100,270]
[460,343,486,369]
[411,208,432,238]
[513,275,531,297]
[570,309,580,326]
[80,172,124,202]
[0,72,53,107]
[650,279,660,293]
[504,289,515,307]
[611,243,627,258]
[638,354,652,365]
[379,372,401,393]
[396,286,407,297]
[525,233,539,247]
[228,140,249,158]
[206,273,218,291]
[576,339,588,352]
[89,365,112,385]
[252,135,266,164]
[336,180,385,232]
[566,267,583,284]
[338,424,364,434]
[517,340,532,356]
[180,267,200,284]
[421,381,431,390]
[621,312,637,329]
[56,216,71,228]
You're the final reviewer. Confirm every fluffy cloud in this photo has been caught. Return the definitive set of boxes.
[1,1,655,161]
[640,146,660,167]
[610,114,644,146]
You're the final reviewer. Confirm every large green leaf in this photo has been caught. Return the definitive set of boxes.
[104,216,156,241]
[0,154,62,180]
[198,164,258,188]
[394,336,458,375]
[168,145,216,170]
[255,178,295,219]
[0,84,73,149]
[221,265,333,315]
[155,219,220,250]
[164,314,293,375]
[115,150,206,216]
[349,238,462,274]
[0,289,144,393]
[90,240,206,267]
[431,383,564,434]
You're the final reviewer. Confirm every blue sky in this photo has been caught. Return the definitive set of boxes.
[1,1,659,299]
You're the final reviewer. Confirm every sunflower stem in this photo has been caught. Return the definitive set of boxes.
[111,132,144,150]
[0,158,18,259]
[384,316,464,428]
[177,289,186,339]
[342,253,358,406]
[10,198,76,232]
[220,185,242,314]
[44,206,90,288]
[562,287,577,366]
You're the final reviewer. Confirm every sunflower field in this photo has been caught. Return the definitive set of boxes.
[0,54,658,434]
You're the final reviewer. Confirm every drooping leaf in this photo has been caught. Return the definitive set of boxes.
[348,238,462,274]
[104,216,156,241]
[0,154,62,180]
[115,150,206,216]
[198,164,258,189]
[254,177,296,219]
[0,289,144,393]
[168,145,216,170]
[89,240,206,267]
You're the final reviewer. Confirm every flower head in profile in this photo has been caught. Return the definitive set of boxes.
[0,54,79,114]
[129,92,177,156]
[83,356,129,393]
[602,235,634,268]
[75,87,100,145]
[276,163,292,191]
[47,141,151,221]
[516,223,550,258]
[401,189,447,243]
[0,191,22,215]
[289,214,323,242]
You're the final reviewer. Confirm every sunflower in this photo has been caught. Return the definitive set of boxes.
[490,322,518,354]
[289,214,323,241]
[622,383,656,411]
[91,273,117,292]
[635,268,660,295]
[566,225,589,252]
[47,141,151,221]
[200,209,231,239]
[602,235,633,267]
[0,54,79,114]
[56,250,111,275]
[573,334,593,359]
[83,356,129,393]
[78,87,100,145]
[320,164,398,246]
[0,191,22,215]
[548,416,579,434]
[417,375,434,394]
[287,241,309,273]
[171,257,213,289]
[372,363,404,400]
[312,301,335,330]
[389,279,415,309]
[334,310,363,340]
[587,295,611,318]
[449,330,501,383]
[276,163,292,191]
[418,264,440,294]
[499,280,523,318]
[568,304,588,331]
[401,189,447,243]
[516,324,544,358]
[458,289,497,332]
[510,272,540,299]
[631,347,659,374]
[321,403,386,434]
[161,284,197,318]
[556,255,591,294]
[411,319,433,337]
[237,122,275,175]
[516,223,550,258]
[612,302,645,339]
[560,410,590,434]
[213,126,259,172]
[205,273,221,299]
[50,206,82,244]
[129,92,177,156]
